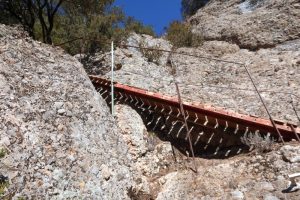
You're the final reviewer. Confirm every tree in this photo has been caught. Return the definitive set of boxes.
[0,0,36,38]
[0,0,155,55]
[35,0,64,44]
[181,0,209,18]
[52,1,155,55]
[54,0,126,54]
[0,0,64,43]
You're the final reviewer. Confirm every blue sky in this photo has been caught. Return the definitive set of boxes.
[114,0,182,35]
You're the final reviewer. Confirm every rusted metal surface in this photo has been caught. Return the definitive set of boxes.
[89,75,300,144]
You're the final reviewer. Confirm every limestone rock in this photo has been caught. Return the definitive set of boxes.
[231,190,244,200]
[281,145,300,163]
[0,24,133,199]
[154,145,300,199]
[114,104,175,197]
[189,0,300,50]
[264,194,280,200]
[115,104,148,160]
[94,36,300,124]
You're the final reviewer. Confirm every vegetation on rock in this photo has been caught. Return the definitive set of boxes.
[139,39,163,65]
[165,21,203,48]
[0,180,9,196]
[241,132,274,153]
[0,148,6,158]
[0,0,155,55]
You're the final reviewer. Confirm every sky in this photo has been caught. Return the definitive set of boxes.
[114,0,182,35]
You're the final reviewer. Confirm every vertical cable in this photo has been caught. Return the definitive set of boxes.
[169,49,197,173]
[290,95,300,124]
[243,63,285,143]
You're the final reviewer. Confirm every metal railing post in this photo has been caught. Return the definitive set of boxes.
[111,41,115,116]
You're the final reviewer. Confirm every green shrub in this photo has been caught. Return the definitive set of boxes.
[1,0,155,56]
[0,178,9,197]
[139,39,163,65]
[165,21,203,48]
[125,17,155,37]
[52,15,156,55]
[0,148,6,159]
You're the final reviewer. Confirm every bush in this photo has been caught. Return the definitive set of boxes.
[0,148,6,158]
[1,1,155,56]
[0,180,9,197]
[165,21,203,48]
[125,17,155,37]
[241,132,274,153]
[139,39,163,65]
[53,15,156,55]
[0,172,8,197]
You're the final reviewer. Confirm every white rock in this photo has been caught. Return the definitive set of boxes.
[264,194,279,200]
[115,105,148,160]
[100,164,111,181]
[57,109,66,114]
[260,181,275,191]
[231,190,244,200]
[0,136,10,146]
[281,145,300,163]
[54,102,64,109]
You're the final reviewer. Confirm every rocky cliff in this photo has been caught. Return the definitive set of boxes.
[189,0,300,50]
[86,1,299,124]
[78,0,300,199]
[1,0,299,199]
[88,31,299,124]
[0,25,134,199]
[91,1,299,125]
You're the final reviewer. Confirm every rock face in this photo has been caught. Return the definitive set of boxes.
[170,41,300,123]
[281,145,300,163]
[115,105,149,160]
[0,25,133,199]
[70,1,300,199]
[156,144,300,200]
[111,104,300,200]
[87,34,299,124]
[189,0,300,50]
[83,33,174,93]
[114,104,175,198]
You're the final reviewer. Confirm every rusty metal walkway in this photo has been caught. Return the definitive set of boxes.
[90,75,300,157]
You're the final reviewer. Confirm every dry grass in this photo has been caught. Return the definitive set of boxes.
[139,39,163,65]
[241,132,274,153]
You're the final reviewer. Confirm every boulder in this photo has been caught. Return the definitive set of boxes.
[281,145,300,163]
[189,0,300,50]
[0,24,133,199]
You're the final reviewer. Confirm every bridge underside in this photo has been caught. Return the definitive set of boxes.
[119,99,249,157]
[90,76,300,158]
